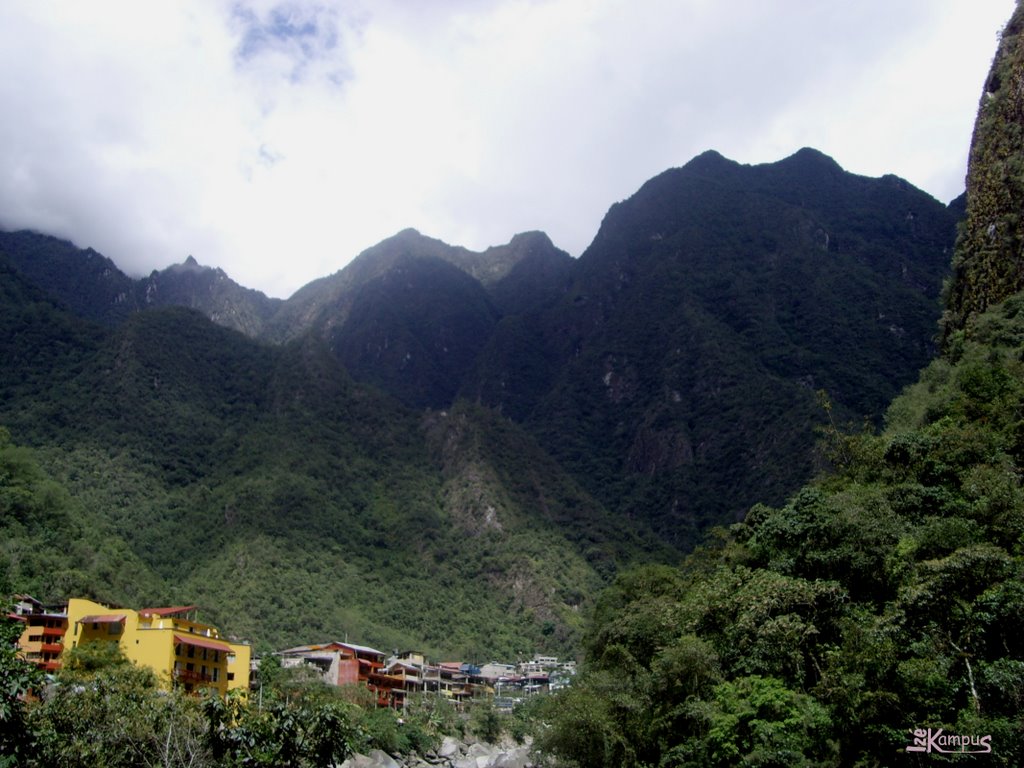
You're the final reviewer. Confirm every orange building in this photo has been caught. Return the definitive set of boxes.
[12,596,68,673]
[278,641,407,708]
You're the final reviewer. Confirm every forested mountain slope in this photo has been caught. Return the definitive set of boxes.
[0,132,963,661]
[0,283,646,656]
[1,143,958,553]
[469,147,956,548]
[535,4,1024,765]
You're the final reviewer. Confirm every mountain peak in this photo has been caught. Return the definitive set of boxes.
[507,230,555,249]
[785,146,836,162]
[680,149,740,176]
[691,148,728,163]
[364,228,452,258]
[165,254,206,274]
[393,227,425,240]
[776,147,843,173]
[386,227,444,249]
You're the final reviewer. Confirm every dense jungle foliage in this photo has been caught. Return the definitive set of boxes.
[535,291,1024,765]
[0,370,621,663]
[0,255,646,659]
[534,6,1024,761]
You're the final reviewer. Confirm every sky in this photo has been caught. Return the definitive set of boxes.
[0,1,1016,299]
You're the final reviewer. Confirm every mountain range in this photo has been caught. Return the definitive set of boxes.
[0,145,960,656]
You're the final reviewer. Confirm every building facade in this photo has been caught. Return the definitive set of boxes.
[60,598,250,695]
[12,596,68,673]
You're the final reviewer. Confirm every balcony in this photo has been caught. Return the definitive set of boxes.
[42,626,65,638]
[175,669,214,685]
[41,642,63,654]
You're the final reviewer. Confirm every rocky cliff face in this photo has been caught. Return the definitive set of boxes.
[468,148,957,548]
[262,228,568,345]
[138,255,282,337]
[945,2,1024,338]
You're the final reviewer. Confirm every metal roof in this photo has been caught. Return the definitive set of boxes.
[140,606,197,617]
[173,633,232,653]
[79,614,126,624]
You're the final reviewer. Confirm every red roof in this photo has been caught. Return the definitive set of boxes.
[80,614,126,624]
[174,633,232,653]
[140,606,197,617]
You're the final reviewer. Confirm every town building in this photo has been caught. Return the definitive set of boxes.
[271,644,492,710]
[277,641,405,708]
[478,661,516,680]
[60,598,250,695]
[11,596,68,673]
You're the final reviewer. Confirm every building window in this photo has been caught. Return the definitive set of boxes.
[187,645,195,658]
[213,668,219,682]
[227,672,235,681]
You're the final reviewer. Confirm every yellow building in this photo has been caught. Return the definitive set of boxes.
[64,598,250,696]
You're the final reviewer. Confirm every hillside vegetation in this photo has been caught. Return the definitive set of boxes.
[0,262,640,657]
[536,4,1024,764]
[5,0,1024,759]
[2,148,958,555]
[537,294,1024,765]
[0,17,973,673]
[945,7,1024,335]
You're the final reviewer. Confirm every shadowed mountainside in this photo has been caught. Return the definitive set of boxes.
[0,146,959,651]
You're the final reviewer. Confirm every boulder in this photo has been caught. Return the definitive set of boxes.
[493,746,533,768]
[438,736,462,758]
[341,750,402,768]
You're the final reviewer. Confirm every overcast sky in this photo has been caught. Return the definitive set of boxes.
[0,1,1015,299]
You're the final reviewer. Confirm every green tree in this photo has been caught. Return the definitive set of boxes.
[681,675,836,768]
[0,591,43,767]
[535,674,630,768]
[30,644,209,767]
[469,699,503,744]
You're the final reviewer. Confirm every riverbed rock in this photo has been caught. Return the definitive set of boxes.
[341,738,537,768]
[341,750,402,768]
[438,736,461,758]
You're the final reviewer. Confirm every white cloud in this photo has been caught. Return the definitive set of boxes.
[0,0,1014,297]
